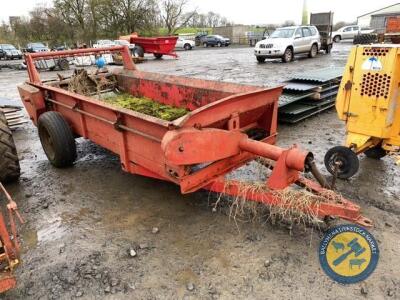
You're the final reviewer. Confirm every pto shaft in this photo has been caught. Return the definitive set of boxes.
[239,138,310,172]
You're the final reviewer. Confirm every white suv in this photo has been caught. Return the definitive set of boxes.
[332,25,374,42]
[254,26,321,63]
[175,37,195,50]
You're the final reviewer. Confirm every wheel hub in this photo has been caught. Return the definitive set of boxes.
[324,146,360,179]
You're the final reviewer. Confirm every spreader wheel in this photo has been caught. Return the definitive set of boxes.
[324,146,359,179]
[38,111,77,168]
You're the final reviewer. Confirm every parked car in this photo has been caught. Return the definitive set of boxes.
[51,45,68,51]
[175,37,195,50]
[195,33,208,46]
[254,26,321,63]
[25,42,50,53]
[332,25,374,42]
[114,39,135,50]
[0,44,23,60]
[93,40,116,48]
[201,35,230,47]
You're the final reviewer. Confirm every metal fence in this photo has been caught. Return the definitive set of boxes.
[226,33,266,46]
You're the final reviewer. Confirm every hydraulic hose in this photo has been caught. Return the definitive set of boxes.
[306,157,332,189]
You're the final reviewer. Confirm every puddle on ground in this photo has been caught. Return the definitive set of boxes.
[21,228,38,252]
[21,217,68,250]
[21,207,102,250]
[61,207,98,224]
[37,217,67,243]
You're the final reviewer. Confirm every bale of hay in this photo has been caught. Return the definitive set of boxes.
[103,93,188,121]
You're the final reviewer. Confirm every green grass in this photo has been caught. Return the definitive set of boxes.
[103,93,188,121]
[157,27,212,35]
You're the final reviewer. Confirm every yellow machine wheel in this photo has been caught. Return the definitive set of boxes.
[324,146,360,179]
[364,145,387,160]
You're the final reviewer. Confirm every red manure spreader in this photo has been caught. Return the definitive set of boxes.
[18,46,371,228]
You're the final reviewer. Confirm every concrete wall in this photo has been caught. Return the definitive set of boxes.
[213,25,252,44]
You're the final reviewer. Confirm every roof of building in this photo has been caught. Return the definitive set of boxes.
[357,3,400,18]
[371,12,400,17]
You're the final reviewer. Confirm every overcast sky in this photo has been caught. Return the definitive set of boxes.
[1,0,398,25]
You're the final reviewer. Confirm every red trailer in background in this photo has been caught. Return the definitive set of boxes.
[120,33,178,59]
[384,16,400,43]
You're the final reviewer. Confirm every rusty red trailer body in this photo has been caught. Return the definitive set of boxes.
[0,183,23,293]
[129,36,178,58]
[18,46,371,226]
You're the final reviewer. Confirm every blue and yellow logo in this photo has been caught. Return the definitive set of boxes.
[319,224,379,284]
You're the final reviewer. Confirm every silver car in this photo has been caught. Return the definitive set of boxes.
[332,25,374,42]
[254,26,321,63]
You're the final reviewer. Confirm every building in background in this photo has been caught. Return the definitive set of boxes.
[213,25,252,44]
[357,3,400,28]
[371,12,400,33]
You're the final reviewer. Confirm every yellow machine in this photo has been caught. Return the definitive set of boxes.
[325,44,400,179]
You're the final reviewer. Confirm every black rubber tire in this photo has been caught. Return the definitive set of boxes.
[38,111,76,168]
[0,110,20,183]
[364,145,387,159]
[132,46,144,58]
[58,58,70,70]
[308,43,318,58]
[324,146,359,179]
[353,33,378,45]
[217,42,222,47]
[333,35,341,43]
[366,34,376,43]
[256,56,266,63]
[353,35,362,44]
[282,47,293,63]
[203,42,208,48]
[153,53,163,59]
[184,43,192,50]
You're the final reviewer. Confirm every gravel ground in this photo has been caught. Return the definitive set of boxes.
[0,43,399,300]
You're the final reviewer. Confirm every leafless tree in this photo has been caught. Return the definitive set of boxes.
[161,0,196,34]
[97,0,159,36]
[0,0,229,46]
[182,11,230,28]
[281,20,296,27]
